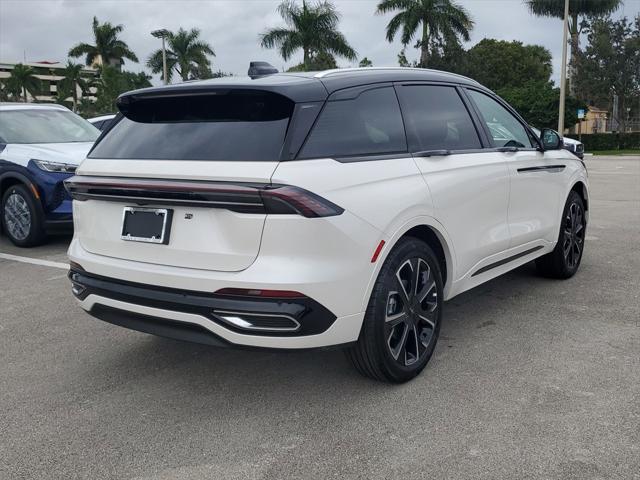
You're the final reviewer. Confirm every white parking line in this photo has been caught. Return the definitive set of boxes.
[0,252,68,270]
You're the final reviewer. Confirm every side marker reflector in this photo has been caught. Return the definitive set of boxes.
[371,240,385,263]
[29,183,40,200]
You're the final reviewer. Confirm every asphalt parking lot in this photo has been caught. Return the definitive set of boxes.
[1,155,638,480]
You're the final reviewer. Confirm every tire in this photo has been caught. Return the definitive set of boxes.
[536,190,586,279]
[346,237,444,383]
[1,184,47,247]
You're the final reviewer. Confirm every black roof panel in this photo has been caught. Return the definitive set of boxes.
[117,68,482,106]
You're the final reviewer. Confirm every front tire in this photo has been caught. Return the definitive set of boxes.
[1,184,46,247]
[536,190,586,279]
[347,237,443,383]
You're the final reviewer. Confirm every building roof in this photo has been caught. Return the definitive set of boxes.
[0,61,97,74]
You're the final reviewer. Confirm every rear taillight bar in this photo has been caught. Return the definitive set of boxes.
[64,176,343,218]
[214,288,306,298]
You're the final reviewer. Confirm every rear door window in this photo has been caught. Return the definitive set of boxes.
[89,91,294,161]
[396,84,481,152]
[298,86,407,159]
[466,89,536,149]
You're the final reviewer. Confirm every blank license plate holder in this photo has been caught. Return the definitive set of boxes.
[121,207,172,244]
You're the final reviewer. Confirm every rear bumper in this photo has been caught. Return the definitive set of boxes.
[70,269,364,349]
[90,304,232,348]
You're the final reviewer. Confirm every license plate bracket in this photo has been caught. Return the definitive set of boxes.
[121,207,173,244]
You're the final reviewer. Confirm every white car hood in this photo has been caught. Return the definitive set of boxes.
[2,142,94,167]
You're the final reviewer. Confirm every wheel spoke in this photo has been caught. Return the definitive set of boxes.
[386,311,408,327]
[388,322,408,361]
[418,313,435,329]
[418,326,433,348]
[404,324,419,365]
[395,259,414,302]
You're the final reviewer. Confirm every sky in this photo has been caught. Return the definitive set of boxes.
[1,0,638,86]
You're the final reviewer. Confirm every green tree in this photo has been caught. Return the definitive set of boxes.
[426,31,467,73]
[525,0,621,63]
[120,70,153,90]
[574,15,640,131]
[261,0,357,71]
[147,28,215,82]
[0,81,12,101]
[498,81,584,129]
[359,57,373,67]
[397,48,417,67]
[462,39,552,91]
[58,61,90,112]
[211,70,233,78]
[93,66,152,114]
[5,64,41,102]
[69,16,138,70]
[287,51,338,71]
[376,0,473,67]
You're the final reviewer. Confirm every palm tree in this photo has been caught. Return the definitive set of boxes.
[0,81,10,102]
[147,28,215,82]
[525,0,621,62]
[261,0,357,70]
[5,64,41,102]
[69,16,138,70]
[58,62,90,112]
[376,0,474,68]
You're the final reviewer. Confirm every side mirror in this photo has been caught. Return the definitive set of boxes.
[539,128,562,150]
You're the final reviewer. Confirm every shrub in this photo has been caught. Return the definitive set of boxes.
[564,133,640,151]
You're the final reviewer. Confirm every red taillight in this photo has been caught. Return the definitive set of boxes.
[214,288,306,298]
[65,176,343,218]
[261,185,344,218]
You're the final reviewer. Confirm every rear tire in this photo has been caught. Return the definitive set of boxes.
[536,190,586,279]
[346,237,443,383]
[1,184,47,247]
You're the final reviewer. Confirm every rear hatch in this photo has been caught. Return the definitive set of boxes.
[71,89,299,272]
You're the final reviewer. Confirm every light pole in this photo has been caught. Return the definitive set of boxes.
[558,0,570,135]
[151,29,170,85]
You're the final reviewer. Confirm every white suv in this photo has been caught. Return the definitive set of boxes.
[66,68,588,383]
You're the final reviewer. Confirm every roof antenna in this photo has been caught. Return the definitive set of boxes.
[248,61,278,79]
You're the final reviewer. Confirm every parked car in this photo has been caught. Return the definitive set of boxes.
[531,126,584,159]
[66,67,589,383]
[0,103,99,246]
[88,114,116,131]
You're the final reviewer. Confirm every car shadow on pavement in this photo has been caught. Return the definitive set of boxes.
[78,262,544,396]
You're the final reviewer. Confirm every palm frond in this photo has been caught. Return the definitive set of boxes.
[376,0,415,15]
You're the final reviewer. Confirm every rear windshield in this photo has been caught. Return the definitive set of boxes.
[89,91,294,161]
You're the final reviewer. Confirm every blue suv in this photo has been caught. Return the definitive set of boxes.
[0,103,99,246]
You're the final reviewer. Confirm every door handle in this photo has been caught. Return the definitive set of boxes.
[413,149,451,158]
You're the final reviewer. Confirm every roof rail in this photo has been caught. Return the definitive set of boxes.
[313,66,478,84]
